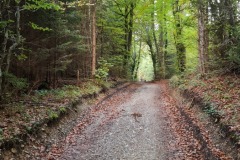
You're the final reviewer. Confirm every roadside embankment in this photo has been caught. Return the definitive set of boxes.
[0,79,127,158]
[170,74,240,158]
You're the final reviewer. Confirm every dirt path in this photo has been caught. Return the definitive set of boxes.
[45,81,233,160]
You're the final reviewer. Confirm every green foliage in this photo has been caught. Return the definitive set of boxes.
[60,85,81,99]
[228,51,240,66]
[15,104,25,113]
[137,55,154,81]
[95,68,108,80]
[204,105,217,115]
[23,0,61,10]
[169,75,182,88]
[16,53,28,61]
[226,26,240,72]
[59,106,66,113]
[35,85,81,100]
[35,90,49,97]
[95,57,113,80]
[25,126,32,133]
[183,27,198,72]
[29,22,52,31]
[108,56,124,66]
[188,78,206,88]
[107,55,125,77]
[203,103,221,121]
[3,72,28,91]
[0,128,2,134]
[51,89,67,99]
[81,81,101,95]
[0,20,13,29]
[22,113,31,122]
[33,81,109,102]
[95,79,113,91]
[48,109,58,120]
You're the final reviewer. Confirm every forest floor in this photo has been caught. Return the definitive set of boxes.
[172,74,240,151]
[0,79,126,159]
[1,79,239,159]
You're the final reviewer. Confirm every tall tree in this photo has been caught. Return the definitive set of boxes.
[172,0,186,73]
[151,0,158,78]
[91,0,97,77]
[197,0,208,74]
[123,0,136,76]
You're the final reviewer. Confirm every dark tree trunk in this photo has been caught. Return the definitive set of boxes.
[146,32,156,78]
[133,40,142,80]
[173,0,186,73]
[198,0,208,74]
[91,0,97,77]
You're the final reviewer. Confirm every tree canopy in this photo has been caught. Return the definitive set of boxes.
[0,0,240,99]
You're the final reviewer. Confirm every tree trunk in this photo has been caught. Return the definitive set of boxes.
[173,0,186,73]
[123,4,129,77]
[53,51,57,89]
[128,2,134,52]
[146,32,156,78]
[198,0,207,74]
[162,15,169,79]
[123,1,135,77]
[6,6,21,73]
[0,65,3,100]
[91,0,97,77]
[0,2,10,99]
[1,4,21,98]
[133,40,142,80]
[151,0,160,78]
[131,36,137,78]
[163,30,167,78]
[0,30,8,99]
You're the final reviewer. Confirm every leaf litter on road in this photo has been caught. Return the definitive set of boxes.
[43,81,235,160]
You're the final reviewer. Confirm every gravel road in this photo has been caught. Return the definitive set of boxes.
[56,82,176,160]
[46,82,233,160]
[2,81,234,160]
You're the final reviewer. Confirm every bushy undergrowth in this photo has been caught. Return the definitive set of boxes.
[95,79,114,89]
[81,81,101,95]
[170,73,208,91]
[2,72,29,100]
[34,79,113,101]
[35,85,81,100]
[0,78,117,150]
[169,75,187,89]
[169,75,181,88]
[95,57,113,80]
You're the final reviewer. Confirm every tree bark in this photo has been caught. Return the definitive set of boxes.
[128,2,134,52]
[91,0,97,77]
[0,30,8,99]
[123,1,135,77]
[6,6,21,73]
[146,30,156,78]
[0,4,21,98]
[149,0,157,78]
[198,0,207,74]
[173,0,186,73]
[133,40,142,80]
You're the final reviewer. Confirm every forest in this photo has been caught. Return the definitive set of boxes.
[1,0,240,98]
[0,0,240,158]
